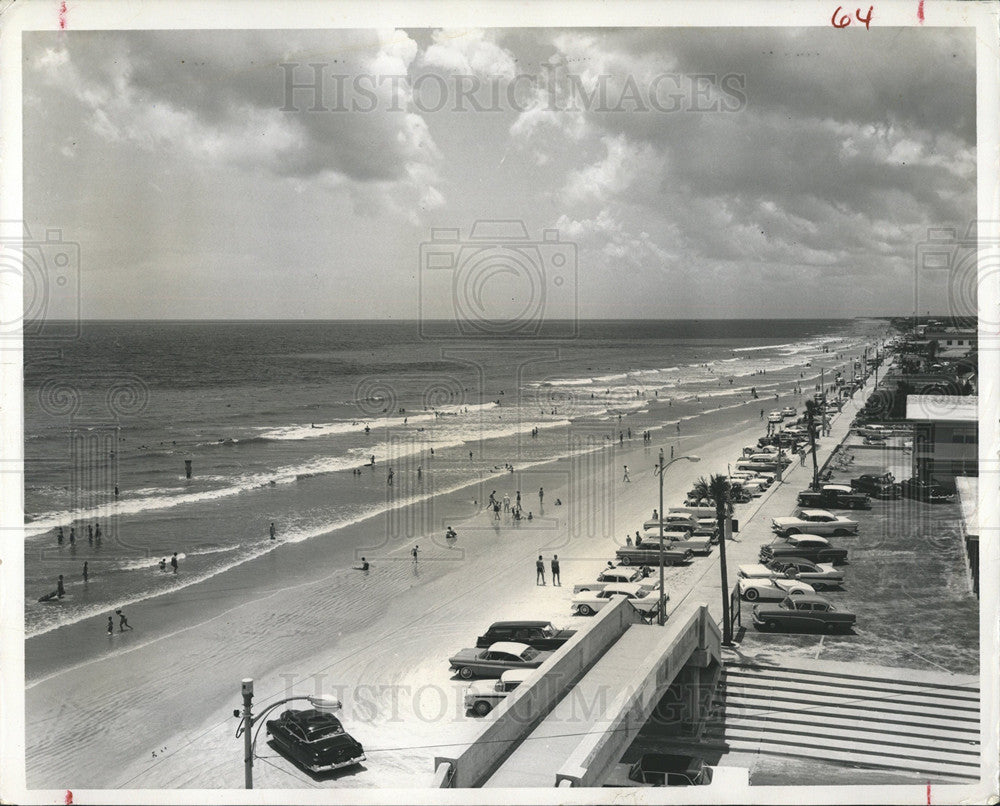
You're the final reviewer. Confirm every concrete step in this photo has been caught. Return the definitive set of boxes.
[718,678,979,718]
[722,661,979,695]
[703,719,979,760]
[722,668,979,707]
[716,687,980,727]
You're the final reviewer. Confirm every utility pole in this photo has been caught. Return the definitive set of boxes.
[241,678,254,789]
[657,449,666,626]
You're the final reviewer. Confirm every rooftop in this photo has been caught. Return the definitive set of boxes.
[905,395,979,422]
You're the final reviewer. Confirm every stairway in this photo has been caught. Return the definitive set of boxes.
[693,661,981,783]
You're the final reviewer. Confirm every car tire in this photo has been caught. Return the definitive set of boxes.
[473,701,492,716]
[579,604,594,616]
[619,556,631,566]
[833,528,850,536]
[765,620,778,631]
[744,588,759,601]
[578,587,590,592]
[824,622,839,634]
[459,666,474,680]
[785,528,800,535]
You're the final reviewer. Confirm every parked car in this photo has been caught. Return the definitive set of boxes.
[752,594,856,633]
[781,406,797,417]
[742,558,843,589]
[767,410,784,423]
[763,557,844,590]
[572,583,663,617]
[796,485,871,510]
[475,620,576,650]
[449,641,553,680]
[737,574,815,602]
[604,754,713,787]
[265,708,366,774]
[464,669,532,716]
[900,477,957,503]
[616,544,693,567]
[850,473,901,499]
[573,566,655,594]
[772,509,859,536]
[641,529,714,555]
[667,506,718,519]
[760,534,849,565]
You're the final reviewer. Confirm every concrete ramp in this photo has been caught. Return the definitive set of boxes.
[484,603,720,787]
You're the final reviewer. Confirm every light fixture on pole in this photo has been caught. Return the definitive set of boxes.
[655,452,701,625]
[235,678,342,789]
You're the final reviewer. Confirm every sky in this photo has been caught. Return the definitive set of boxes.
[23,26,977,321]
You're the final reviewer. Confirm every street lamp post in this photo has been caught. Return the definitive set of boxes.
[235,678,342,788]
[656,451,701,625]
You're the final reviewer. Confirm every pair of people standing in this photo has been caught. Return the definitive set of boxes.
[535,555,560,586]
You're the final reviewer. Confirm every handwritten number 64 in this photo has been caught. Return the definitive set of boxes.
[832,5,874,29]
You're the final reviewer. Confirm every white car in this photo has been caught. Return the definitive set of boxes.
[573,566,655,594]
[767,410,784,423]
[464,669,532,716]
[772,509,859,536]
[641,529,714,555]
[737,574,815,602]
[572,583,664,617]
[781,406,797,417]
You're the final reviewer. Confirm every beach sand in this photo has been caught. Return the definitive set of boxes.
[23,352,872,790]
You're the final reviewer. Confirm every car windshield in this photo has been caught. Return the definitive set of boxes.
[539,625,555,637]
[520,647,539,661]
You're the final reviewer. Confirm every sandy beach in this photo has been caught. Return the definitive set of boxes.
[23,357,854,790]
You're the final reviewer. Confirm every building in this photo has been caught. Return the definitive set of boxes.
[905,395,978,479]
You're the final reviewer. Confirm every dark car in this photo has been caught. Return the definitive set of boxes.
[475,620,576,650]
[265,708,365,774]
[899,477,956,503]
[752,594,856,633]
[604,754,713,787]
[850,473,901,499]
[796,485,871,510]
[760,535,849,565]
[616,545,694,567]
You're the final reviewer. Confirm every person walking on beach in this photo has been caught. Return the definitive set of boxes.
[551,555,561,586]
[516,490,521,509]
[57,575,65,598]
[107,616,114,635]
[760,408,764,419]
[83,562,88,583]
[170,552,179,573]
[57,526,64,545]
[503,493,510,512]
[95,523,102,541]
[623,465,630,483]
[88,524,94,544]
[670,445,675,459]
[412,545,419,563]
[117,609,132,631]
[69,527,76,546]
[493,502,501,521]
[799,448,806,466]
[536,555,546,585]
[159,558,167,572]
[387,467,394,486]
[538,487,544,505]
[114,484,119,499]
[269,522,276,540]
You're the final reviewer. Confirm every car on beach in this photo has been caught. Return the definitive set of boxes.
[767,410,784,423]
[737,574,815,602]
[781,406,797,417]
[603,753,714,787]
[265,708,366,774]
[475,621,576,650]
[571,583,663,617]
[759,534,849,565]
[464,669,532,716]
[796,484,871,510]
[850,473,901,499]
[449,641,553,680]
[641,529,714,555]
[616,544,694,567]
[771,509,859,536]
[752,594,856,633]
[573,566,655,594]
[740,559,844,590]
[900,477,957,503]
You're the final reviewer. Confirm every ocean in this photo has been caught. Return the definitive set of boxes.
[23,318,884,637]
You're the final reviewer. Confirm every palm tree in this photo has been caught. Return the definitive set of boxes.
[804,398,820,490]
[692,474,734,646]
